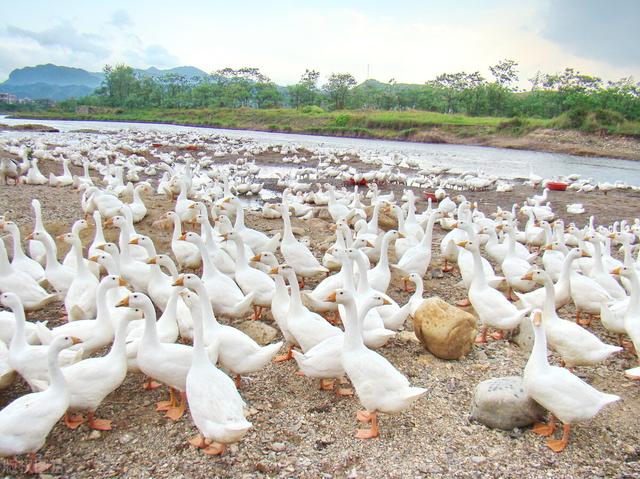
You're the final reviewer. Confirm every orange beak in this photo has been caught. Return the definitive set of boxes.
[611,267,622,275]
[178,233,187,241]
[96,244,106,251]
[532,310,542,327]
[324,291,337,302]
[269,267,278,274]
[172,276,185,287]
[129,237,139,245]
[544,244,553,251]
[581,250,591,258]
[88,255,99,262]
[103,218,113,227]
[456,241,468,248]
[251,254,262,262]
[115,296,130,307]
[25,233,34,241]
[118,277,128,287]
[383,298,392,305]
[521,272,534,281]
[397,232,405,239]
[71,336,82,345]
[146,257,157,265]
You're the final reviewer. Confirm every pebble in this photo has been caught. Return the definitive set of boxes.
[88,430,102,440]
[470,456,487,465]
[119,433,133,444]
[271,441,286,452]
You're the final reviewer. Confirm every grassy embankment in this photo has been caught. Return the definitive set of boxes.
[10,107,640,144]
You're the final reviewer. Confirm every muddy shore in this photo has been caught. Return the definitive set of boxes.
[0,142,639,478]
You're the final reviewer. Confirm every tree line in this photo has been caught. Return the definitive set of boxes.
[56,59,640,122]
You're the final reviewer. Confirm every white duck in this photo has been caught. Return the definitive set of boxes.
[1,293,82,391]
[523,270,622,368]
[0,240,57,311]
[182,232,254,318]
[391,211,441,284]
[177,275,283,387]
[459,240,529,343]
[0,335,80,474]
[118,292,191,420]
[0,220,45,283]
[59,233,99,321]
[280,201,328,283]
[183,290,252,455]
[59,310,135,431]
[27,199,50,266]
[223,231,274,319]
[34,275,126,356]
[166,211,201,270]
[329,289,427,439]
[523,310,620,452]
[292,293,389,394]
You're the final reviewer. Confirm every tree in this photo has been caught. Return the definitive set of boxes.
[489,59,519,91]
[289,69,321,108]
[99,64,139,106]
[323,73,356,110]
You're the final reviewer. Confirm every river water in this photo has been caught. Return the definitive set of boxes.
[2,115,639,185]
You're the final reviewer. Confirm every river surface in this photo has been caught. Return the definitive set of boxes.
[2,115,639,185]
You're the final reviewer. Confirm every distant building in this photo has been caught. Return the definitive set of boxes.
[0,92,18,104]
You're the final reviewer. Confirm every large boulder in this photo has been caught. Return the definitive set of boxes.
[412,297,477,359]
[237,321,279,346]
[470,376,546,430]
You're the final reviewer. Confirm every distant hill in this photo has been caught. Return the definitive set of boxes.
[4,64,103,88]
[0,63,209,100]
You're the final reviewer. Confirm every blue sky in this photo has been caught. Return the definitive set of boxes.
[1,0,638,86]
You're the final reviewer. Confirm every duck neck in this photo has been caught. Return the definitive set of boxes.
[627,270,640,311]
[72,237,90,278]
[190,299,209,364]
[141,299,160,346]
[234,202,246,231]
[7,225,27,260]
[9,300,27,349]
[285,270,303,310]
[542,277,556,319]
[590,240,605,274]
[93,213,106,246]
[194,282,220,328]
[108,310,130,359]
[341,297,364,351]
[420,211,438,247]
[232,236,247,267]
[171,215,182,243]
[341,257,356,293]
[41,236,61,269]
[354,252,371,295]
[528,323,550,371]
[33,200,44,231]
[470,246,488,288]
[377,232,392,270]
[0,242,11,276]
[281,205,295,241]
[47,342,68,393]
[412,277,424,299]
[95,281,112,327]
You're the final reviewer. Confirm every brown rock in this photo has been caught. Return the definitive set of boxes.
[377,205,398,231]
[237,321,278,346]
[412,297,477,359]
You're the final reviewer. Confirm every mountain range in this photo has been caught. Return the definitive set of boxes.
[0,64,208,101]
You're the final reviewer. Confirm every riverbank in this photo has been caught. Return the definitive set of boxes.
[8,108,640,161]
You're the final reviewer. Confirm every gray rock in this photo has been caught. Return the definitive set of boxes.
[470,376,545,430]
[514,319,535,352]
[237,321,279,345]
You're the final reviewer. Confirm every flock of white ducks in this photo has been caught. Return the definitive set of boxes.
[0,129,637,472]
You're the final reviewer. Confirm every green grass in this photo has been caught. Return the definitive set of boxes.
[9,106,639,140]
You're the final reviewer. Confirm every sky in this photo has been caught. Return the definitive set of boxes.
[1,0,639,87]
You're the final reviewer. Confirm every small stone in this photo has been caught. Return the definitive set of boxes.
[470,456,487,465]
[237,321,278,345]
[271,442,286,452]
[470,376,546,430]
[430,268,444,279]
[397,331,419,343]
[88,430,102,440]
[119,433,133,444]
[413,297,477,359]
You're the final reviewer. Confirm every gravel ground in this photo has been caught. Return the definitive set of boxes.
[0,135,639,479]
